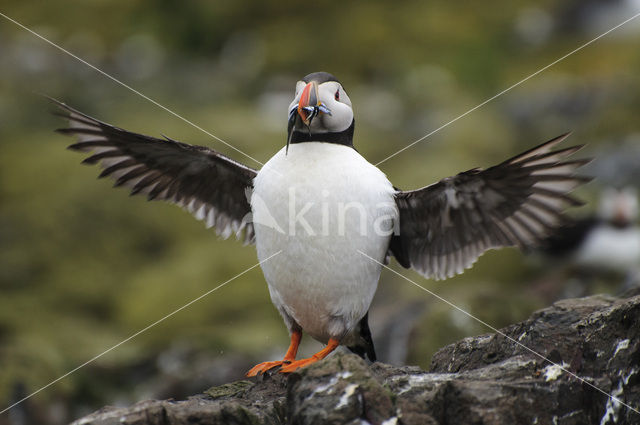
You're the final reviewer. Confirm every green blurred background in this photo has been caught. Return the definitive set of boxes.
[1,0,639,423]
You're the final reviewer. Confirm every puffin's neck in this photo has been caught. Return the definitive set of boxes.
[288,120,355,148]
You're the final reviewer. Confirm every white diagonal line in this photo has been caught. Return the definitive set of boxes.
[0,250,281,416]
[0,11,265,168]
[375,10,640,167]
[357,249,640,417]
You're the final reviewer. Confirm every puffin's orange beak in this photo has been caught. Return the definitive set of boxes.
[297,81,319,125]
[613,202,630,226]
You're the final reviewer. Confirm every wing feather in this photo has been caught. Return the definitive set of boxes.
[52,99,257,244]
[392,133,591,280]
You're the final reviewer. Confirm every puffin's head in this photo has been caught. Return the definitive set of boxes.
[599,187,639,228]
[286,72,354,152]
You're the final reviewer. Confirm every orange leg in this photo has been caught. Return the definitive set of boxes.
[279,338,340,373]
[246,330,302,377]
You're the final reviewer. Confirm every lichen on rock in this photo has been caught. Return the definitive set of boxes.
[73,289,640,425]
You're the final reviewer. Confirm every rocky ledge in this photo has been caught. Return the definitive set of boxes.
[74,290,640,425]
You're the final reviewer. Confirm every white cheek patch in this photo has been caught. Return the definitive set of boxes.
[322,102,353,132]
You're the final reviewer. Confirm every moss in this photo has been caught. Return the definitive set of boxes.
[205,380,254,400]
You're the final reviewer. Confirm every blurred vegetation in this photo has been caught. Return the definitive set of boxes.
[1,0,639,422]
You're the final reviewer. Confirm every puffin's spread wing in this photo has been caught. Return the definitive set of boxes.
[390,133,591,280]
[53,99,257,244]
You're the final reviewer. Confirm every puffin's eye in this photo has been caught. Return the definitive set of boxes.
[334,89,340,101]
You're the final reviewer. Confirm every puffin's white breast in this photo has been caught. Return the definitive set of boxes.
[575,225,640,271]
[251,142,397,342]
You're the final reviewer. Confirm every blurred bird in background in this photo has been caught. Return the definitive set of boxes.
[535,187,640,299]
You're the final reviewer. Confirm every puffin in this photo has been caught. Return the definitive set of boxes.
[52,71,590,375]
[541,187,639,276]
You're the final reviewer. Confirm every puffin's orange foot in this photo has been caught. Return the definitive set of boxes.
[279,357,321,373]
[280,337,340,373]
[246,360,290,377]
[247,330,303,377]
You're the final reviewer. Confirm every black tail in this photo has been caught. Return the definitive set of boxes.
[347,312,377,362]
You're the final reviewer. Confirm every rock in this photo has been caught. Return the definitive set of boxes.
[73,290,640,425]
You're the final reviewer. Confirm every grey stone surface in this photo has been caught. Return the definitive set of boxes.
[73,290,640,425]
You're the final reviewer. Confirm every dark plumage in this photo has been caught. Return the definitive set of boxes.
[390,133,591,280]
[540,217,600,257]
[53,99,256,244]
[346,312,377,362]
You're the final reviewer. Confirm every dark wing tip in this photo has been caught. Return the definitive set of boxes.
[548,131,572,144]
[508,133,580,166]
[49,97,112,131]
[43,94,66,108]
[46,96,76,119]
